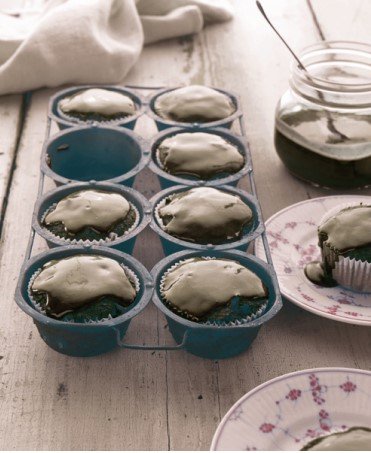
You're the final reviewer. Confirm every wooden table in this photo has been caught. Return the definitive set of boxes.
[1,0,370,450]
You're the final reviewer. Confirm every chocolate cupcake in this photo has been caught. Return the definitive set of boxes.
[157,131,244,179]
[154,85,236,123]
[29,254,138,323]
[305,203,371,292]
[160,257,268,324]
[156,187,253,245]
[301,427,371,451]
[42,189,138,244]
[58,88,136,123]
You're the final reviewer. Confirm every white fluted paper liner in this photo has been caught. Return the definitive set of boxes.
[159,257,268,327]
[333,256,371,293]
[27,261,140,323]
[41,201,139,246]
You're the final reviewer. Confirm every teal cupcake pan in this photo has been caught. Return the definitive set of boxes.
[150,250,281,359]
[33,182,151,254]
[15,246,153,357]
[150,185,264,255]
[148,127,251,189]
[16,85,281,359]
[49,85,144,130]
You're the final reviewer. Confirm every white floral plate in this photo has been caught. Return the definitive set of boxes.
[255,195,371,326]
[211,367,371,451]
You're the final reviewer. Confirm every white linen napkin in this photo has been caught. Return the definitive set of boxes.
[0,0,233,95]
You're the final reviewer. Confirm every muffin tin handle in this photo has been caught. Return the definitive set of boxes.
[115,327,188,351]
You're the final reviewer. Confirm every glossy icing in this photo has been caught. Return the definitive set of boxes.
[158,187,253,243]
[158,132,244,178]
[59,88,135,116]
[32,255,136,317]
[154,85,236,122]
[319,204,371,251]
[302,427,371,451]
[44,190,130,233]
[162,258,266,317]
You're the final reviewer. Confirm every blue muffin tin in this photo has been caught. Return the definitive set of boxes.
[148,126,251,189]
[16,84,281,359]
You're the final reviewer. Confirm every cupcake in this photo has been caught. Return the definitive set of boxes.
[157,131,244,179]
[156,187,253,244]
[30,254,138,323]
[160,257,268,324]
[301,427,371,451]
[154,85,236,123]
[42,189,138,244]
[305,203,371,292]
[58,88,136,122]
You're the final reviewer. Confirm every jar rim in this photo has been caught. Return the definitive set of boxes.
[291,41,371,93]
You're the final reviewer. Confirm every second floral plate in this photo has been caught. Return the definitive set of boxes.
[255,195,371,326]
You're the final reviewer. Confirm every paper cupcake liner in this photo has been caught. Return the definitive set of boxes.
[332,256,371,293]
[41,202,140,246]
[154,195,250,244]
[27,261,140,323]
[159,257,268,327]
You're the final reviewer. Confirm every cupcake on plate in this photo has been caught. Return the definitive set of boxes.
[154,85,236,123]
[58,88,136,123]
[29,254,138,323]
[156,187,253,245]
[157,131,244,179]
[42,189,138,244]
[301,427,371,451]
[160,257,268,325]
[305,203,371,292]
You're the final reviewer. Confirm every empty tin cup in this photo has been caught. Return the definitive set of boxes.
[148,87,241,131]
[150,185,264,255]
[15,246,153,357]
[49,85,144,130]
[33,182,151,254]
[148,127,251,189]
[41,125,149,187]
[151,249,282,359]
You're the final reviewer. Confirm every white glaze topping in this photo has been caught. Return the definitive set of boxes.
[319,204,371,251]
[32,255,136,315]
[154,85,236,122]
[59,88,136,116]
[44,190,130,233]
[158,132,244,178]
[158,187,252,243]
[162,258,266,316]
[304,427,371,450]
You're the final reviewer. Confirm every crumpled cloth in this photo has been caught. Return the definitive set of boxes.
[0,0,233,95]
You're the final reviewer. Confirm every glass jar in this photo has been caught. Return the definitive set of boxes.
[275,41,371,189]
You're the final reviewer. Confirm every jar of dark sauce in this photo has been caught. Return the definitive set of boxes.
[275,41,371,189]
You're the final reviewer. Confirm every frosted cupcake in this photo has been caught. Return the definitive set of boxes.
[58,88,136,123]
[154,85,236,123]
[301,427,371,451]
[160,257,268,324]
[157,131,244,179]
[156,187,253,245]
[41,189,138,244]
[30,254,138,323]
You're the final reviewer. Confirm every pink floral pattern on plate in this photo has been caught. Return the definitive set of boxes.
[255,195,371,326]
[211,368,371,451]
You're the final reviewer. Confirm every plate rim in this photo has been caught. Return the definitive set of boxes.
[255,195,371,326]
[210,366,371,451]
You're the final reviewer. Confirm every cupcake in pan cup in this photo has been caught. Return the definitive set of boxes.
[150,185,263,255]
[33,182,150,254]
[49,85,144,130]
[148,85,241,130]
[15,246,153,357]
[148,127,251,189]
[151,249,282,359]
[41,125,149,187]
[316,202,371,293]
